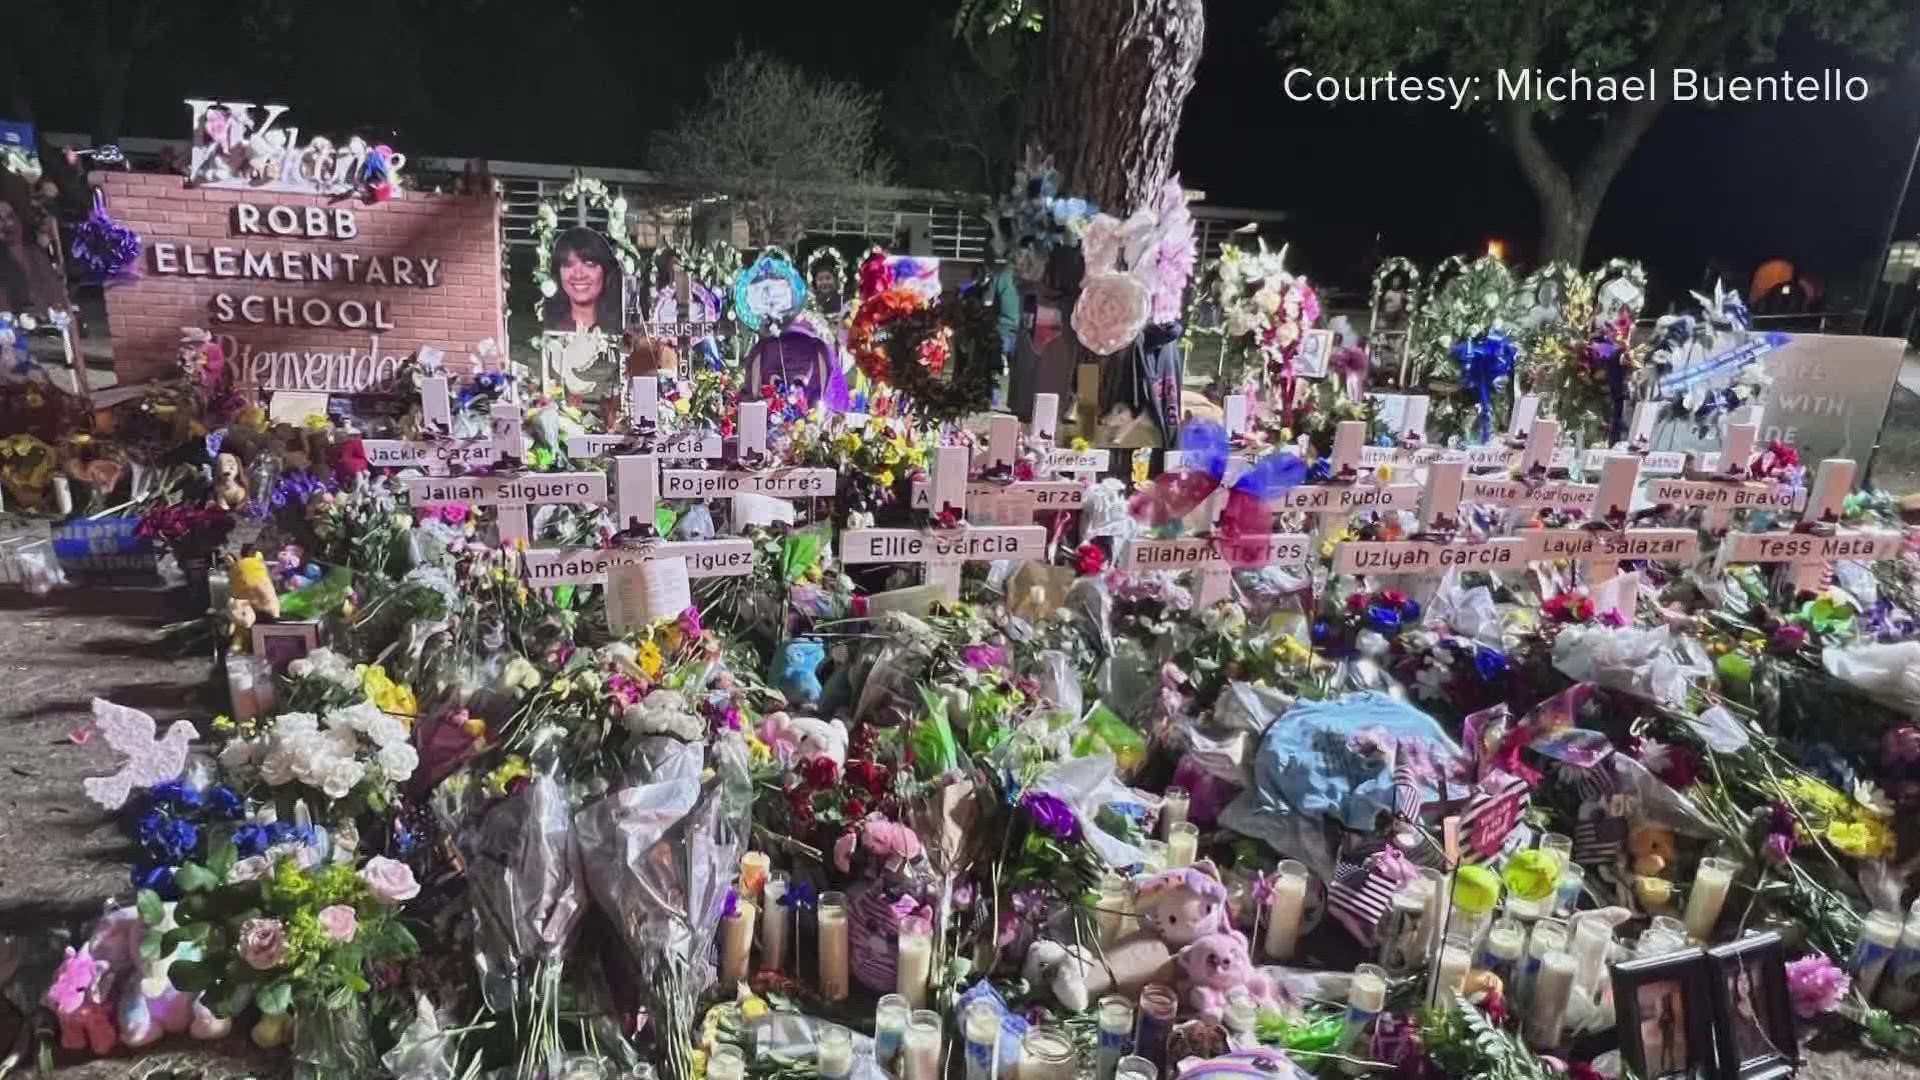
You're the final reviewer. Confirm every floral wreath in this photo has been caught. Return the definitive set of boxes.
[530,177,643,308]
[1410,254,1520,443]
[876,291,1001,423]
[732,247,808,334]
[804,247,849,313]
[1368,257,1423,322]
[849,286,932,386]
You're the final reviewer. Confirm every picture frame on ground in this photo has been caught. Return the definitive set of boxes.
[251,621,319,675]
[1612,947,1717,1080]
[1707,932,1797,1080]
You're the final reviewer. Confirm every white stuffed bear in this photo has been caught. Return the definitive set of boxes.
[785,715,848,769]
[1023,939,1097,1012]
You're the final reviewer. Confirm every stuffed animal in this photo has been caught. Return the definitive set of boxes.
[774,638,826,707]
[43,946,117,1055]
[762,712,848,769]
[230,552,280,620]
[1133,860,1230,947]
[229,597,256,651]
[212,452,248,510]
[1174,928,1276,1021]
[89,904,230,1047]
[1023,932,1175,1012]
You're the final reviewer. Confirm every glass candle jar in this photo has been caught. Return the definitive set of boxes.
[1021,1026,1077,1080]
[817,891,849,1001]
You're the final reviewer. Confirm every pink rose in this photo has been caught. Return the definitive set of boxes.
[359,856,420,903]
[861,818,922,863]
[1071,271,1151,356]
[833,830,858,874]
[316,904,358,943]
[238,918,288,971]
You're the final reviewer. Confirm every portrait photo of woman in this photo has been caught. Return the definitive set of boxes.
[542,226,625,335]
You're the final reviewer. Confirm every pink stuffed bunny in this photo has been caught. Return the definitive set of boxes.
[1131,859,1229,947]
[44,947,118,1055]
[1174,928,1277,1021]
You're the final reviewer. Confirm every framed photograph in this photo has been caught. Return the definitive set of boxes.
[1296,328,1333,378]
[1707,933,1797,1079]
[1612,947,1716,1080]
[251,621,320,675]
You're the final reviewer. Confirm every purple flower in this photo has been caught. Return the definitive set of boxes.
[1786,954,1849,1019]
[1763,831,1794,865]
[961,643,1009,671]
[1771,624,1809,651]
[1021,791,1080,840]
[1884,726,1920,767]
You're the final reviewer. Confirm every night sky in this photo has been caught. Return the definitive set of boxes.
[16,0,1919,309]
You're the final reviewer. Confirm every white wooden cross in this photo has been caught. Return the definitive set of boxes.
[657,402,838,504]
[564,376,724,461]
[1519,454,1700,584]
[909,395,1099,524]
[841,445,1048,601]
[1716,458,1906,593]
[364,374,503,473]
[1639,410,1803,531]
[1460,418,1599,515]
[515,453,755,587]
[1277,421,1424,530]
[1331,460,1536,578]
[1578,402,1683,476]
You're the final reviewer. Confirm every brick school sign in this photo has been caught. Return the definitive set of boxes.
[94,171,504,390]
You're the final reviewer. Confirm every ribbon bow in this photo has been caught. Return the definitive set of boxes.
[1450,331,1517,444]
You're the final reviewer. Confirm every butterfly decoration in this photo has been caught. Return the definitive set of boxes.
[1128,419,1307,547]
[81,698,197,810]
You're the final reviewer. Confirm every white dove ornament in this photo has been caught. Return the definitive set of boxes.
[82,699,197,810]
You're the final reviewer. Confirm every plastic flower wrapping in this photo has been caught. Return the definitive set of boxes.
[24,222,1920,1080]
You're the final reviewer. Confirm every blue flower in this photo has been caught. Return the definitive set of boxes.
[1307,459,1332,483]
[1365,605,1402,634]
[234,823,272,857]
[135,809,170,847]
[133,863,179,899]
[1402,599,1421,623]
[1310,619,1331,644]
[1473,647,1508,682]
[159,819,200,862]
[782,881,818,912]
[147,780,201,811]
[206,785,245,820]
[267,821,315,847]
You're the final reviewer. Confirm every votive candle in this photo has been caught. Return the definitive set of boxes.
[904,1010,943,1080]
[719,899,756,984]
[1525,949,1578,1050]
[1097,870,1131,944]
[1263,860,1309,962]
[708,1045,746,1080]
[1096,995,1134,1080]
[1338,963,1388,1076]
[1021,1026,1076,1080]
[1160,786,1190,837]
[1427,934,1473,1008]
[817,1023,852,1080]
[1166,822,1199,868]
[1855,909,1905,1002]
[1683,857,1737,943]
[739,851,770,902]
[874,994,910,1070]
[817,891,850,1001]
[963,1002,999,1080]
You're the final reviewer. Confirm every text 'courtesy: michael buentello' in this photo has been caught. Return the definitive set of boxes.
[1282,67,1869,110]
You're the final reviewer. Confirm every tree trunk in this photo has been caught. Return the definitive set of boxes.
[1037,0,1204,212]
[1536,188,1596,267]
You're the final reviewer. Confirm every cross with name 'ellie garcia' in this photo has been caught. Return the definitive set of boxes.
[843,444,1048,601]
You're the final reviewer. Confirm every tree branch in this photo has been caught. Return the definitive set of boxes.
[1492,8,1572,212]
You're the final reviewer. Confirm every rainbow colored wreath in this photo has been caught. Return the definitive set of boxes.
[848,286,934,386]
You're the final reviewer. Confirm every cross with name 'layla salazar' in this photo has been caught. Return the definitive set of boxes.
[842,445,1047,601]
[1518,454,1700,584]
[1715,457,1906,593]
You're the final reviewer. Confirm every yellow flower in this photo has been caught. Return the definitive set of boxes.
[1376,464,1393,482]
[1132,456,1150,486]
[1271,637,1310,665]
[877,469,895,488]
[303,413,330,432]
[551,677,575,698]
[1071,436,1090,452]
[1319,539,1336,559]
[484,755,531,797]
[462,714,488,738]
[1826,819,1889,858]
[741,995,769,1021]
[1782,776,1848,816]
[745,733,772,765]
[675,399,691,414]
[637,641,665,679]
[211,714,235,734]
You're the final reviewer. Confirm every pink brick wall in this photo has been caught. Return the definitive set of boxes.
[96,172,504,386]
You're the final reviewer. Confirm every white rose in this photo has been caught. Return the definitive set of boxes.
[227,855,272,883]
[325,727,362,760]
[1070,270,1151,356]
[540,280,558,298]
[377,742,419,783]
[260,749,299,786]
[321,758,367,801]
[327,702,383,733]
[287,659,313,678]
[273,712,320,738]
[219,739,258,771]
[365,714,409,749]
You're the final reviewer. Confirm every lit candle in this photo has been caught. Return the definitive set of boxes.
[1682,857,1737,943]
[739,851,770,902]
[1525,949,1578,1050]
[874,994,910,1071]
[817,1023,852,1080]
[896,921,932,1008]
[1553,863,1586,918]
[1337,963,1388,1076]
[1097,871,1131,944]
[1854,909,1905,1002]
[963,1002,1000,1080]
[1427,935,1472,1008]
[1263,860,1309,961]
[1021,1026,1077,1080]
[1166,822,1199,868]
[760,873,788,972]
[1095,995,1134,1080]
[1570,917,1612,998]
[719,899,757,985]
[817,891,849,1002]
[1160,786,1190,837]
[904,1010,943,1080]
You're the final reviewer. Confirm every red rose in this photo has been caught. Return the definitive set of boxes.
[1379,590,1408,608]
[844,797,867,820]
[787,788,815,822]
[1073,543,1106,576]
[1347,593,1367,612]
[802,756,840,788]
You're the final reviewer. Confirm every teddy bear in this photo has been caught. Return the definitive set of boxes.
[1174,928,1276,1021]
[774,638,826,708]
[1133,860,1230,947]
[43,946,117,1055]
[229,597,256,652]
[1023,934,1176,1012]
[763,711,848,769]
[87,905,230,1047]
[212,451,248,510]
[230,551,280,620]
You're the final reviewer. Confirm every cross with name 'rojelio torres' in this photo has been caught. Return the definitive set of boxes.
[842,444,1048,601]
[1715,457,1906,593]
[908,393,1105,525]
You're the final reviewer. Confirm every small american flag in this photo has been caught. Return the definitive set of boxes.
[1327,852,1405,946]
[1458,775,1530,860]
[1390,747,1422,825]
